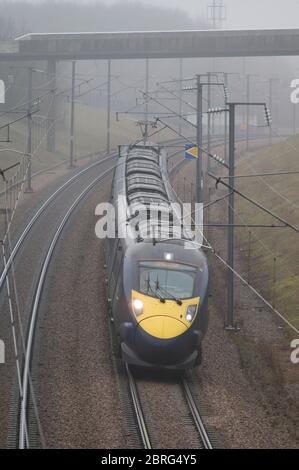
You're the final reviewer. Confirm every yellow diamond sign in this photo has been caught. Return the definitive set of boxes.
[185,144,198,159]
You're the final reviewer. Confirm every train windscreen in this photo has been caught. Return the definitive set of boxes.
[139,261,196,300]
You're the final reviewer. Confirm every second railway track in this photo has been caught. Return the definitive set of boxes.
[18,164,116,448]
[0,153,117,448]
[0,151,118,292]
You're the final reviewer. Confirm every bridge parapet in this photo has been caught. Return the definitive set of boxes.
[1,29,299,61]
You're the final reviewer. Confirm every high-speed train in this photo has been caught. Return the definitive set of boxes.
[105,144,209,369]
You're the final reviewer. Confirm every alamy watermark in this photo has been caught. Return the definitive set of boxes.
[0,79,5,104]
[290,339,299,364]
[290,79,299,104]
[95,196,204,247]
[0,339,4,364]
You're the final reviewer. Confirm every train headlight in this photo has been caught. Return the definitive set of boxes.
[186,304,197,322]
[164,252,174,261]
[133,298,144,316]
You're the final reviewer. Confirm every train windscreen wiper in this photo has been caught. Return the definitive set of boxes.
[156,283,182,306]
[155,278,182,305]
[147,276,165,303]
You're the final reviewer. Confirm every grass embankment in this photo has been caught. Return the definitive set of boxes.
[236,136,299,328]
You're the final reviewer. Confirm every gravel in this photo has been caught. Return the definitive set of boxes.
[175,140,299,448]
[133,373,206,449]
[35,180,128,448]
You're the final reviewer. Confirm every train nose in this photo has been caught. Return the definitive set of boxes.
[134,316,193,365]
[139,315,187,339]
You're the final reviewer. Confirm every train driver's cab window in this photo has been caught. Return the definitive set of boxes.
[139,261,196,300]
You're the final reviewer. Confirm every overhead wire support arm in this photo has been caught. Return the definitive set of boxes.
[0,162,21,182]
[156,82,198,112]
[134,124,168,146]
[202,223,287,228]
[0,108,40,132]
[207,107,228,114]
[203,192,233,210]
[216,170,299,179]
[155,117,228,169]
[139,89,196,128]
[0,87,56,119]
[209,171,299,234]
[160,73,221,88]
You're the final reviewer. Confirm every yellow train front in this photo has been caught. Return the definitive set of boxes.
[112,241,209,370]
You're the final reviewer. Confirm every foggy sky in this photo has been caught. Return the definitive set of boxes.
[98,0,299,29]
[8,0,299,30]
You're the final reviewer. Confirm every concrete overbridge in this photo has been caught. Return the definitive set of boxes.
[1,28,299,61]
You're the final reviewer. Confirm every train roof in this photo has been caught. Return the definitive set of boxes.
[113,144,197,250]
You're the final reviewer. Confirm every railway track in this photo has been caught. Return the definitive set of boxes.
[182,379,213,449]
[125,364,213,449]
[0,148,115,200]
[18,164,116,448]
[0,150,118,448]
[0,152,118,293]
[125,363,152,449]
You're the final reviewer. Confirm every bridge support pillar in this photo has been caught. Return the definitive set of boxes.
[47,59,56,153]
